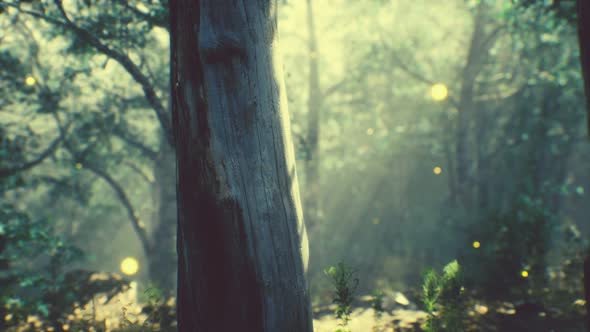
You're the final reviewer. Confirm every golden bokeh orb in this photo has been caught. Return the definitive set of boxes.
[430,83,448,101]
[521,270,529,278]
[473,241,481,249]
[433,166,442,175]
[25,76,37,87]
[120,257,139,276]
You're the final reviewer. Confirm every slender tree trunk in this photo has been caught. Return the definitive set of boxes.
[455,5,483,209]
[170,1,312,331]
[304,0,322,232]
[147,136,177,294]
[455,2,496,211]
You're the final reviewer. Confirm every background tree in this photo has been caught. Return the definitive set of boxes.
[2,0,177,293]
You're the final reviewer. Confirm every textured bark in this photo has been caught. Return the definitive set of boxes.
[170,1,312,331]
[304,0,322,232]
[147,137,177,294]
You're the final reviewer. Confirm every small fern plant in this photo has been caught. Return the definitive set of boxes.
[422,260,466,332]
[324,262,359,332]
[371,290,385,332]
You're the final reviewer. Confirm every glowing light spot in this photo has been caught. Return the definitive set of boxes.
[4,314,12,321]
[521,270,529,278]
[474,304,488,315]
[394,292,410,306]
[430,83,448,101]
[433,166,442,175]
[574,299,586,306]
[473,241,481,249]
[75,163,82,169]
[576,186,584,195]
[62,324,70,331]
[366,127,374,135]
[25,75,36,86]
[120,257,139,276]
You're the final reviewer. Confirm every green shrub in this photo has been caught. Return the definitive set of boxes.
[422,260,465,332]
[324,262,359,332]
[0,203,127,330]
[371,290,385,332]
[463,195,553,300]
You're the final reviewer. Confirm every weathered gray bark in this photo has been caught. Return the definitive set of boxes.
[170,1,312,331]
[304,0,322,232]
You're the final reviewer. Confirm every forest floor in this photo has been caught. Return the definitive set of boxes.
[9,284,587,331]
[313,306,427,332]
[83,287,586,332]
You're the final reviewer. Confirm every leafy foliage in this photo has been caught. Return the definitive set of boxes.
[0,203,128,330]
[463,196,554,300]
[422,260,465,332]
[325,262,359,332]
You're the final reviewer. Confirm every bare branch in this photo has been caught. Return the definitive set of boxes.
[389,51,461,109]
[49,111,153,256]
[113,126,158,160]
[116,0,169,30]
[124,161,154,184]
[54,0,171,143]
[0,122,71,179]
[321,78,347,99]
[5,1,172,145]
[83,162,153,256]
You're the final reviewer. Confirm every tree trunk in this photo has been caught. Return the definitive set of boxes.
[147,136,177,294]
[455,2,496,211]
[170,1,312,331]
[304,0,322,232]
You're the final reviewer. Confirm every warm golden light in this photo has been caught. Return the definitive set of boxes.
[120,257,139,276]
[430,83,448,101]
[75,163,82,169]
[474,304,488,315]
[25,75,36,86]
[521,270,529,278]
[433,166,442,175]
[472,241,480,249]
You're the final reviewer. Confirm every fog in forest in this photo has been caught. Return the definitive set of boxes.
[1,0,589,331]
